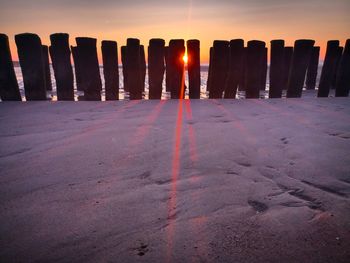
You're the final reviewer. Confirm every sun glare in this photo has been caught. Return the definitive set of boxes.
[183,54,188,64]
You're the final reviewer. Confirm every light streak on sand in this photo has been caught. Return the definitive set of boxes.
[184,100,198,164]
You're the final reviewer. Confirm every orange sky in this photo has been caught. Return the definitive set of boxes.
[1,0,349,63]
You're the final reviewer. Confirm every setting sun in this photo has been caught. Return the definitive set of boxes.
[183,54,188,64]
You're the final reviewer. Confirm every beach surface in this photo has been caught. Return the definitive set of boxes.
[1,97,350,262]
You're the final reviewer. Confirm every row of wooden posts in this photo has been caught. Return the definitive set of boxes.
[0,33,349,101]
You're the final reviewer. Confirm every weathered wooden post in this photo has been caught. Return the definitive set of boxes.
[238,47,247,91]
[148,38,165,99]
[121,46,128,92]
[331,46,343,89]
[187,39,201,99]
[260,47,268,91]
[50,33,74,100]
[168,39,185,99]
[305,46,320,90]
[286,39,315,98]
[71,46,84,91]
[165,46,171,92]
[140,45,146,92]
[102,40,119,100]
[282,47,293,89]
[76,37,102,100]
[15,33,46,100]
[269,40,285,98]
[206,46,213,92]
[209,40,229,98]
[245,40,266,98]
[126,38,143,100]
[223,39,244,98]
[318,40,340,97]
[335,39,350,97]
[42,45,52,91]
[0,34,21,101]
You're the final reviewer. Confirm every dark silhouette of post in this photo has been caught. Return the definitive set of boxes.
[238,47,247,91]
[15,33,46,100]
[245,40,266,99]
[318,40,340,97]
[260,47,268,91]
[282,47,293,89]
[286,39,315,98]
[121,46,128,92]
[76,37,102,100]
[102,40,119,100]
[0,34,21,101]
[269,40,285,98]
[165,46,171,92]
[42,45,52,91]
[224,39,244,98]
[71,46,84,91]
[206,46,213,92]
[335,39,350,97]
[168,39,185,99]
[140,45,146,92]
[50,33,74,100]
[126,38,143,100]
[209,40,229,98]
[148,38,165,99]
[331,46,343,89]
[187,39,201,99]
[305,46,320,90]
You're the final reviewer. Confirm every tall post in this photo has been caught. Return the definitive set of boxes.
[335,39,350,97]
[187,39,201,99]
[318,40,340,97]
[208,40,229,99]
[140,45,146,92]
[50,33,74,100]
[71,46,84,91]
[76,37,102,100]
[42,45,52,91]
[148,38,165,99]
[260,47,268,91]
[168,39,185,99]
[305,46,320,90]
[282,47,293,89]
[102,40,119,100]
[206,46,213,92]
[126,38,143,100]
[15,33,46,100]
[269,40,285,98]
[286,39,315,98]
[224,39,244,98]
[331,46,343,89]
[238,47,247,91]
[121,46,128,92]
[0,34,21,101]
[245,40,266,99]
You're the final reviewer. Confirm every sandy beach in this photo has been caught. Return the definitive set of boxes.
[1,96,350,262]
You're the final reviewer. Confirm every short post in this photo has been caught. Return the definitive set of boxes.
[50,33,74,100]
[126,38,143,100]
[168,39,185,99]
[15,33,46,100]
[71,46,84,91]
[331,46,343,89]
[206,46,213,92]
[269,40,285,98]
[282,47,293,89]
[0,34,21,101]
[42,45,52,91]
[140,45,146,92]
[76,37,102,100]
[260,47,268,91]
[335,39,350,97]
[102,40,119,100]
[187,39,201,99]
[208,40,229,99]
[245,40,266,99]
[148,38,165,99]
[224,39,244,98]
[121,46,128,92]
[286,39,315,98]
[318,40,340,97]
[305,46,320,90]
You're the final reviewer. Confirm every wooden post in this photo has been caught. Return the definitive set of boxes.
[245,40,266,99]
[224,39,244,98]
[305,46,320,90]
[269,40,285,98]
[318,40,340,97]
[282,47,293,89]
[260,47,268,91]
[209,40,229,99]
[126,38,143,100]
[206,46,213,92]
[121,46,128,92]
[168,39,185,99]
[140,45,146,92]
[148,38,165,99]
[42,45,52,91]
[50,33,74,100]
[71,46,84,91]
[238,47,247,91]
[102,40,119,100]
[15,33,46,100]
[335,39,350,97]
[286,39,315,98]
[331,46,343,89]
[0,34,21,101]
[187,39,201,99]
[76,37,102,100]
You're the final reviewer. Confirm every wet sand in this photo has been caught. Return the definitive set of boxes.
[1,96,350,262]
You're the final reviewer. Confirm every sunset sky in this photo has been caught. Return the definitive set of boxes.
[1,0,349,63]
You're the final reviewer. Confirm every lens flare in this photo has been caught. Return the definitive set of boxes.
[183,54,188,64]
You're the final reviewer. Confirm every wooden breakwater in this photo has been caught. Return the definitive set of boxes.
[0,33,349,101]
